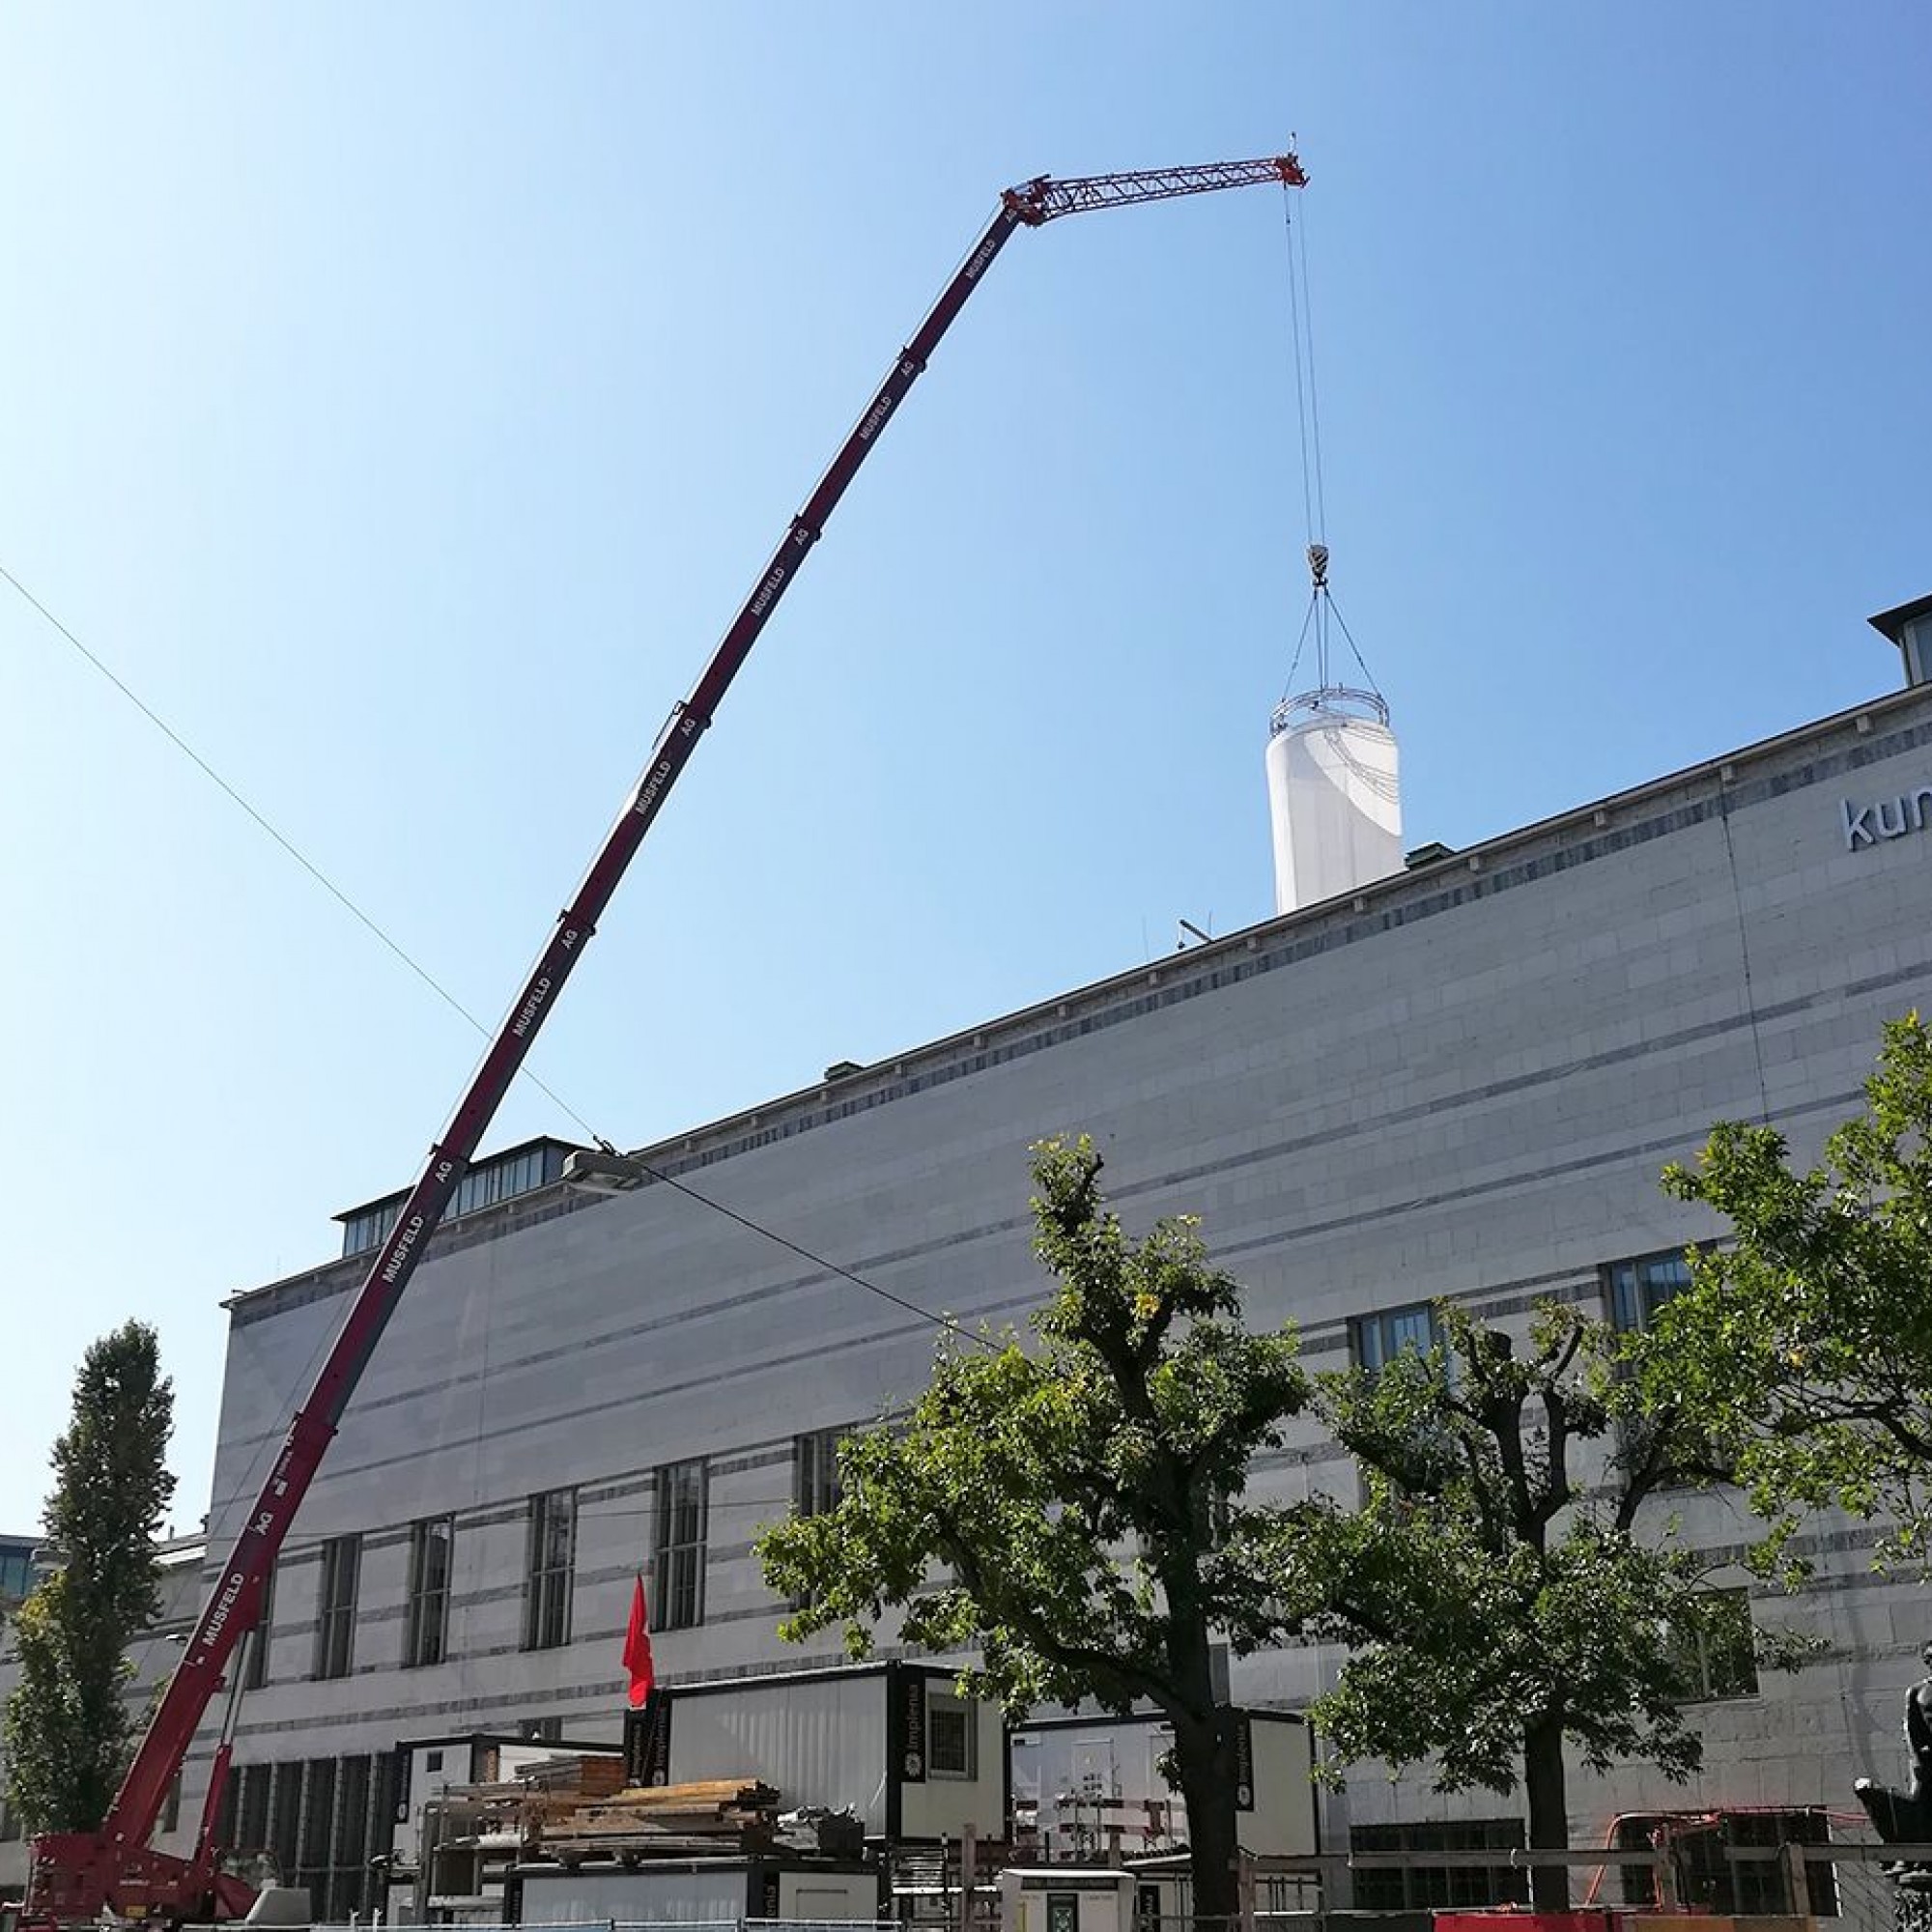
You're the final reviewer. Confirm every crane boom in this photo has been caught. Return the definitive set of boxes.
[1005,153,1307,224]
[27,147,1304,1926]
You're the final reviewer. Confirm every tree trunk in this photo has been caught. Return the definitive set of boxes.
[1173,1709,1242,1932]
[1522,1714,1571,1912]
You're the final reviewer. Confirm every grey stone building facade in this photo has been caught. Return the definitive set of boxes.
[179,621,1932,1901]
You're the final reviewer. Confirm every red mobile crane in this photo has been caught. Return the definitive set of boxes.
[24,150,1306,1927]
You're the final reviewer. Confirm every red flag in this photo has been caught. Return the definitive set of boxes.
[622,1574,655,1709]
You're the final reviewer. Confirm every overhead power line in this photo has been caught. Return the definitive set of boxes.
[1,563,1005,1418]
[0,558,614,1140]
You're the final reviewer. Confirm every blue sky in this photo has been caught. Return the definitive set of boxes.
[2,4,1927,1532]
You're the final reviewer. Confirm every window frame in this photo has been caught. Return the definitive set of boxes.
[405,1515,455,1668]
[795,1427,847,1519]
[522,1489,577,1652]
[1349,1300,1441,1372]
[1350,1818,1529,1912]
[244,1561,276,1690]
[926,1690,978,1780]
[653,1458,709,1633]
[1667,1586,1760,1703]
[232,1760,271,1856]
[1605,1249,1693,1335]
[312,1535,360,1682]
[0,1544,35,1603]
[791,1428,849,1611]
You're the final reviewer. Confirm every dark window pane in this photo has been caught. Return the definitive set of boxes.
[1667,1587,1759,1701]
[523,1491,575,1650]
[1351,1819,1527,1911]
[407,1517,454,1668]
[653,1460,708,1632]
[1607,1250,1691,1332]
[244,1563,276,1690]
[313,1537,359,1680]
[1350,1303,1438,1372]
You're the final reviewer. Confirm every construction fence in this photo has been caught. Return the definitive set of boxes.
[1232,1833,1922,1932]
[207,1830,1932,1932]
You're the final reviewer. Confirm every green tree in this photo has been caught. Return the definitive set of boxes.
[1278,1301,1799,1910]
[3,1321,176,1835]
[1654,1011,1932,1572]
[757,1137,1310,1927]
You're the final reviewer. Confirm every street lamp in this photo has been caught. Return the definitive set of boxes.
[561,1147,651,1194]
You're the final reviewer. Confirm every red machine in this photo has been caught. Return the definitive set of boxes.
[25,150,1306,1925]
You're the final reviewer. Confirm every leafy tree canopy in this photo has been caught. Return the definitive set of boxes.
[1272,1301,1806,1906]
[3,1320,175,1835]
[758,1135,1309,1921]
[1654,1011,1932,1572]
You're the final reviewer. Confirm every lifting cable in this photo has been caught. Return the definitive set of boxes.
[1277,179,1382,707]
[1,558,1001,1510]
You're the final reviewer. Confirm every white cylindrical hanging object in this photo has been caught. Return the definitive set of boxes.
[1265,690,1404,916]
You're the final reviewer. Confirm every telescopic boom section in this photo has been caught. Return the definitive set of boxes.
[1004,152,1307,224]
[27,147,1303,1926]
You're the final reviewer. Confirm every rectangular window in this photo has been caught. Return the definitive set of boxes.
[791,1429,851,1610]
[927,1692,978,1779]
[1668,1587,1759,1702]
[0,1545,34,1601]
[1349,1301,1439,1372]
[161,1771,183,1835]
[796,1427,846,1518]
[1351,1819,1529,1912]
[267,1761,303,1879]
[653,1459,708,1632]
[405,1516,455,1668]
[328,1752,373,1923]
[369,1751,400,1874]
[0,1796,19,1842]
[340,1146,565,1256]
[519,1716,564,1743]
[244,1563,276,1690]
[1606,1250,1692,1333]
[341,1204,400,1258]
[297,1755,335,1913]
[1614,1808,1835,1915]
[523,1490,576,1651]
[235,1761,271,1855]
[313,1536,360,1681]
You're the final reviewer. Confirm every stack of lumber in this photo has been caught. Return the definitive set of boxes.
[526,1776,782,1864]
[515,1752,628,1798]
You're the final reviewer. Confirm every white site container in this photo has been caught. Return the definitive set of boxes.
[625,1659,1006,1844]
[1265,689,1403,916]
[999,1867,1136,1932]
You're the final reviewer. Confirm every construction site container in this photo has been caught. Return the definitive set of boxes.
[625,1660,1007,1845]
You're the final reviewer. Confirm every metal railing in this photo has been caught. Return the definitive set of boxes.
[208,1836,1932,1932]
[1240,1836,1920,1931]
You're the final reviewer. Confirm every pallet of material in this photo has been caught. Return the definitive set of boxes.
[539,1832,776,1866]
[528,1778,781,1863]
[611,1777,777,1810]
[531,1777,778,1824]
[536,1806,774,1839]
